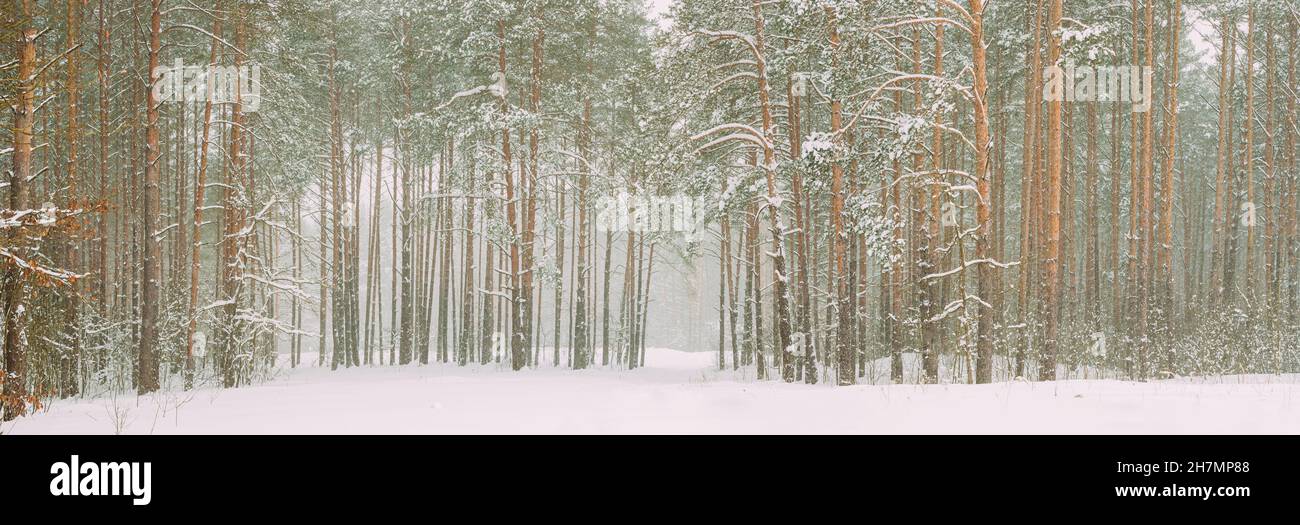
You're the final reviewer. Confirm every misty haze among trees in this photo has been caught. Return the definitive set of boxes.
[3,0,1299,422]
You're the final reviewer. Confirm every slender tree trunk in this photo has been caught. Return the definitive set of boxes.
[498,20,524,371]
[1017,0,1044,378]
[826,6,850,385]
[1160,0,1181,349]
[1041,0,1063,382]
[60,0,83,397]
[3,1,36,420]
[95,0,110,349]
[138,0,163,393]
[921,7,946,384]
[749,0,795,383]
[185,0,222,389]
[574,30,594,369]
[1210,15,1233,308]
[601,229,612,366]
[364,136,383,365]
[458,149,477,366]
[970,0,995,384]
[786,66,812,382]
[397,18,414,366]
[1242,7,1256,301]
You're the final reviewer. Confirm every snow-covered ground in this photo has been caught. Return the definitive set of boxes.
[5,348,1299,434]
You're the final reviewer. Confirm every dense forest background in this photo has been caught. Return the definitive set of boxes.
[2,0,1299,421]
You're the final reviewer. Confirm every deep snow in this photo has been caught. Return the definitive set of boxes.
[5,348,1298,434]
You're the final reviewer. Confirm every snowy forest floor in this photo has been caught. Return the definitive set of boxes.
[4,349,1299,434]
